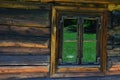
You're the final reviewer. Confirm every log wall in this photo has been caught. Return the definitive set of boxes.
[107,12,120,72]
[0,3,120,78]
[0,7,51,77]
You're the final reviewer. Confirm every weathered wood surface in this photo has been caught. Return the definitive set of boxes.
[0,42,48,48]
[0,34,50,48]
[0,8,50,27]
[109,66,120,71]
[0,25,50,37]
[0,73,48,80]
[41,0,120,4]
[0,55,49,65]
[0,66,49,73]
[107,49,120,56]
[0,47,50,54]
[57,67,100,73]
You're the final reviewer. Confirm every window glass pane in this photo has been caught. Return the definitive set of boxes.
[82,19,97,64]
[62,18,78,64]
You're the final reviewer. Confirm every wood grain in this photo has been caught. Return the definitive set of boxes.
[0,8,50,27]
[0,73,47,79]
[57,67,100,73]
[0,47,50,54]
[0,34,50,48]
[0,41,48,48]
[0,55,49,65]
[0,66,49,74]
[0,25,50,36]
[41,0,120,4]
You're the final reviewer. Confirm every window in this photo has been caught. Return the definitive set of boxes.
[51,6,108,77]
[58,16,100,66]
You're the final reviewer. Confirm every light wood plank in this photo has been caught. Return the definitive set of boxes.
[57,67,100,73]
[0,66,49,74]
[0,42,48,48]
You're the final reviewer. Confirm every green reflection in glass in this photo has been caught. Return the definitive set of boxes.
[62,18,78,63]
[82,19,97,63]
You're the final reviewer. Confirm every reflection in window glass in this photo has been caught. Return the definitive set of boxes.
[62,18,78,64]
[82,19,97,64]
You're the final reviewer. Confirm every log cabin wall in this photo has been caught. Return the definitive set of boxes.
[0,4,51,79]
[0,0,120,79]
[107,11,120,73]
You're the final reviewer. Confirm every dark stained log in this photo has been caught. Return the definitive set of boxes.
[41,0,120,4]
[0,55,50,65]
[107,50,120,56]
[0,8,50,27]
[0,25,10,34]
[106,45,113,50]
[0,25,50,37]
[0,1,51,10]
[108,26,120,35]
[0,47,50,55]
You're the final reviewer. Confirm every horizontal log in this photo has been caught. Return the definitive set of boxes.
[0,8,50,27]
[106,45,113,50]
[0,25,50,37]
[0,55,50,65]
[57,67,100,73]
[0,34,49,43]
[109,67,120,71]
[0,1,51,10]
[107,50,120,56]
[41,0,120,4]
[0,66,49,74]
[0,47,50,54]
[111,64,120,68]
[0,73,47,79]
[0,41,48,48]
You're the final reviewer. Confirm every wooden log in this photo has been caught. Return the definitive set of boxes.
[0,47,50,55]
[0,73,47,79]
[0,25,50,37]
[0,55,50,65]
[107,50,120,56]
[57,67,100,73]
[0,66,49,74]
[0,8,50,27]
[106,45,113,50]
[0,34,49,43]
[109,67,120,71]
[0,41,48,48]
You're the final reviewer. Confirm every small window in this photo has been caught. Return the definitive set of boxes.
[58,16,100,66]
[51,6,108,77]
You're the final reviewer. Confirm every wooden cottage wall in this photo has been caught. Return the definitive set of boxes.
[0,7,51,78]
[0,0,120,79]
[107,11,120,73]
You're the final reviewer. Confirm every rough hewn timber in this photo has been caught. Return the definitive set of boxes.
[0,25,50,37]
[0,55,49,65]
[0,47,50,55]
[0,8,50,27]
[0,66,49,73]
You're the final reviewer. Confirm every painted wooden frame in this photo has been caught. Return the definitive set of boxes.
[51,6,108,77]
